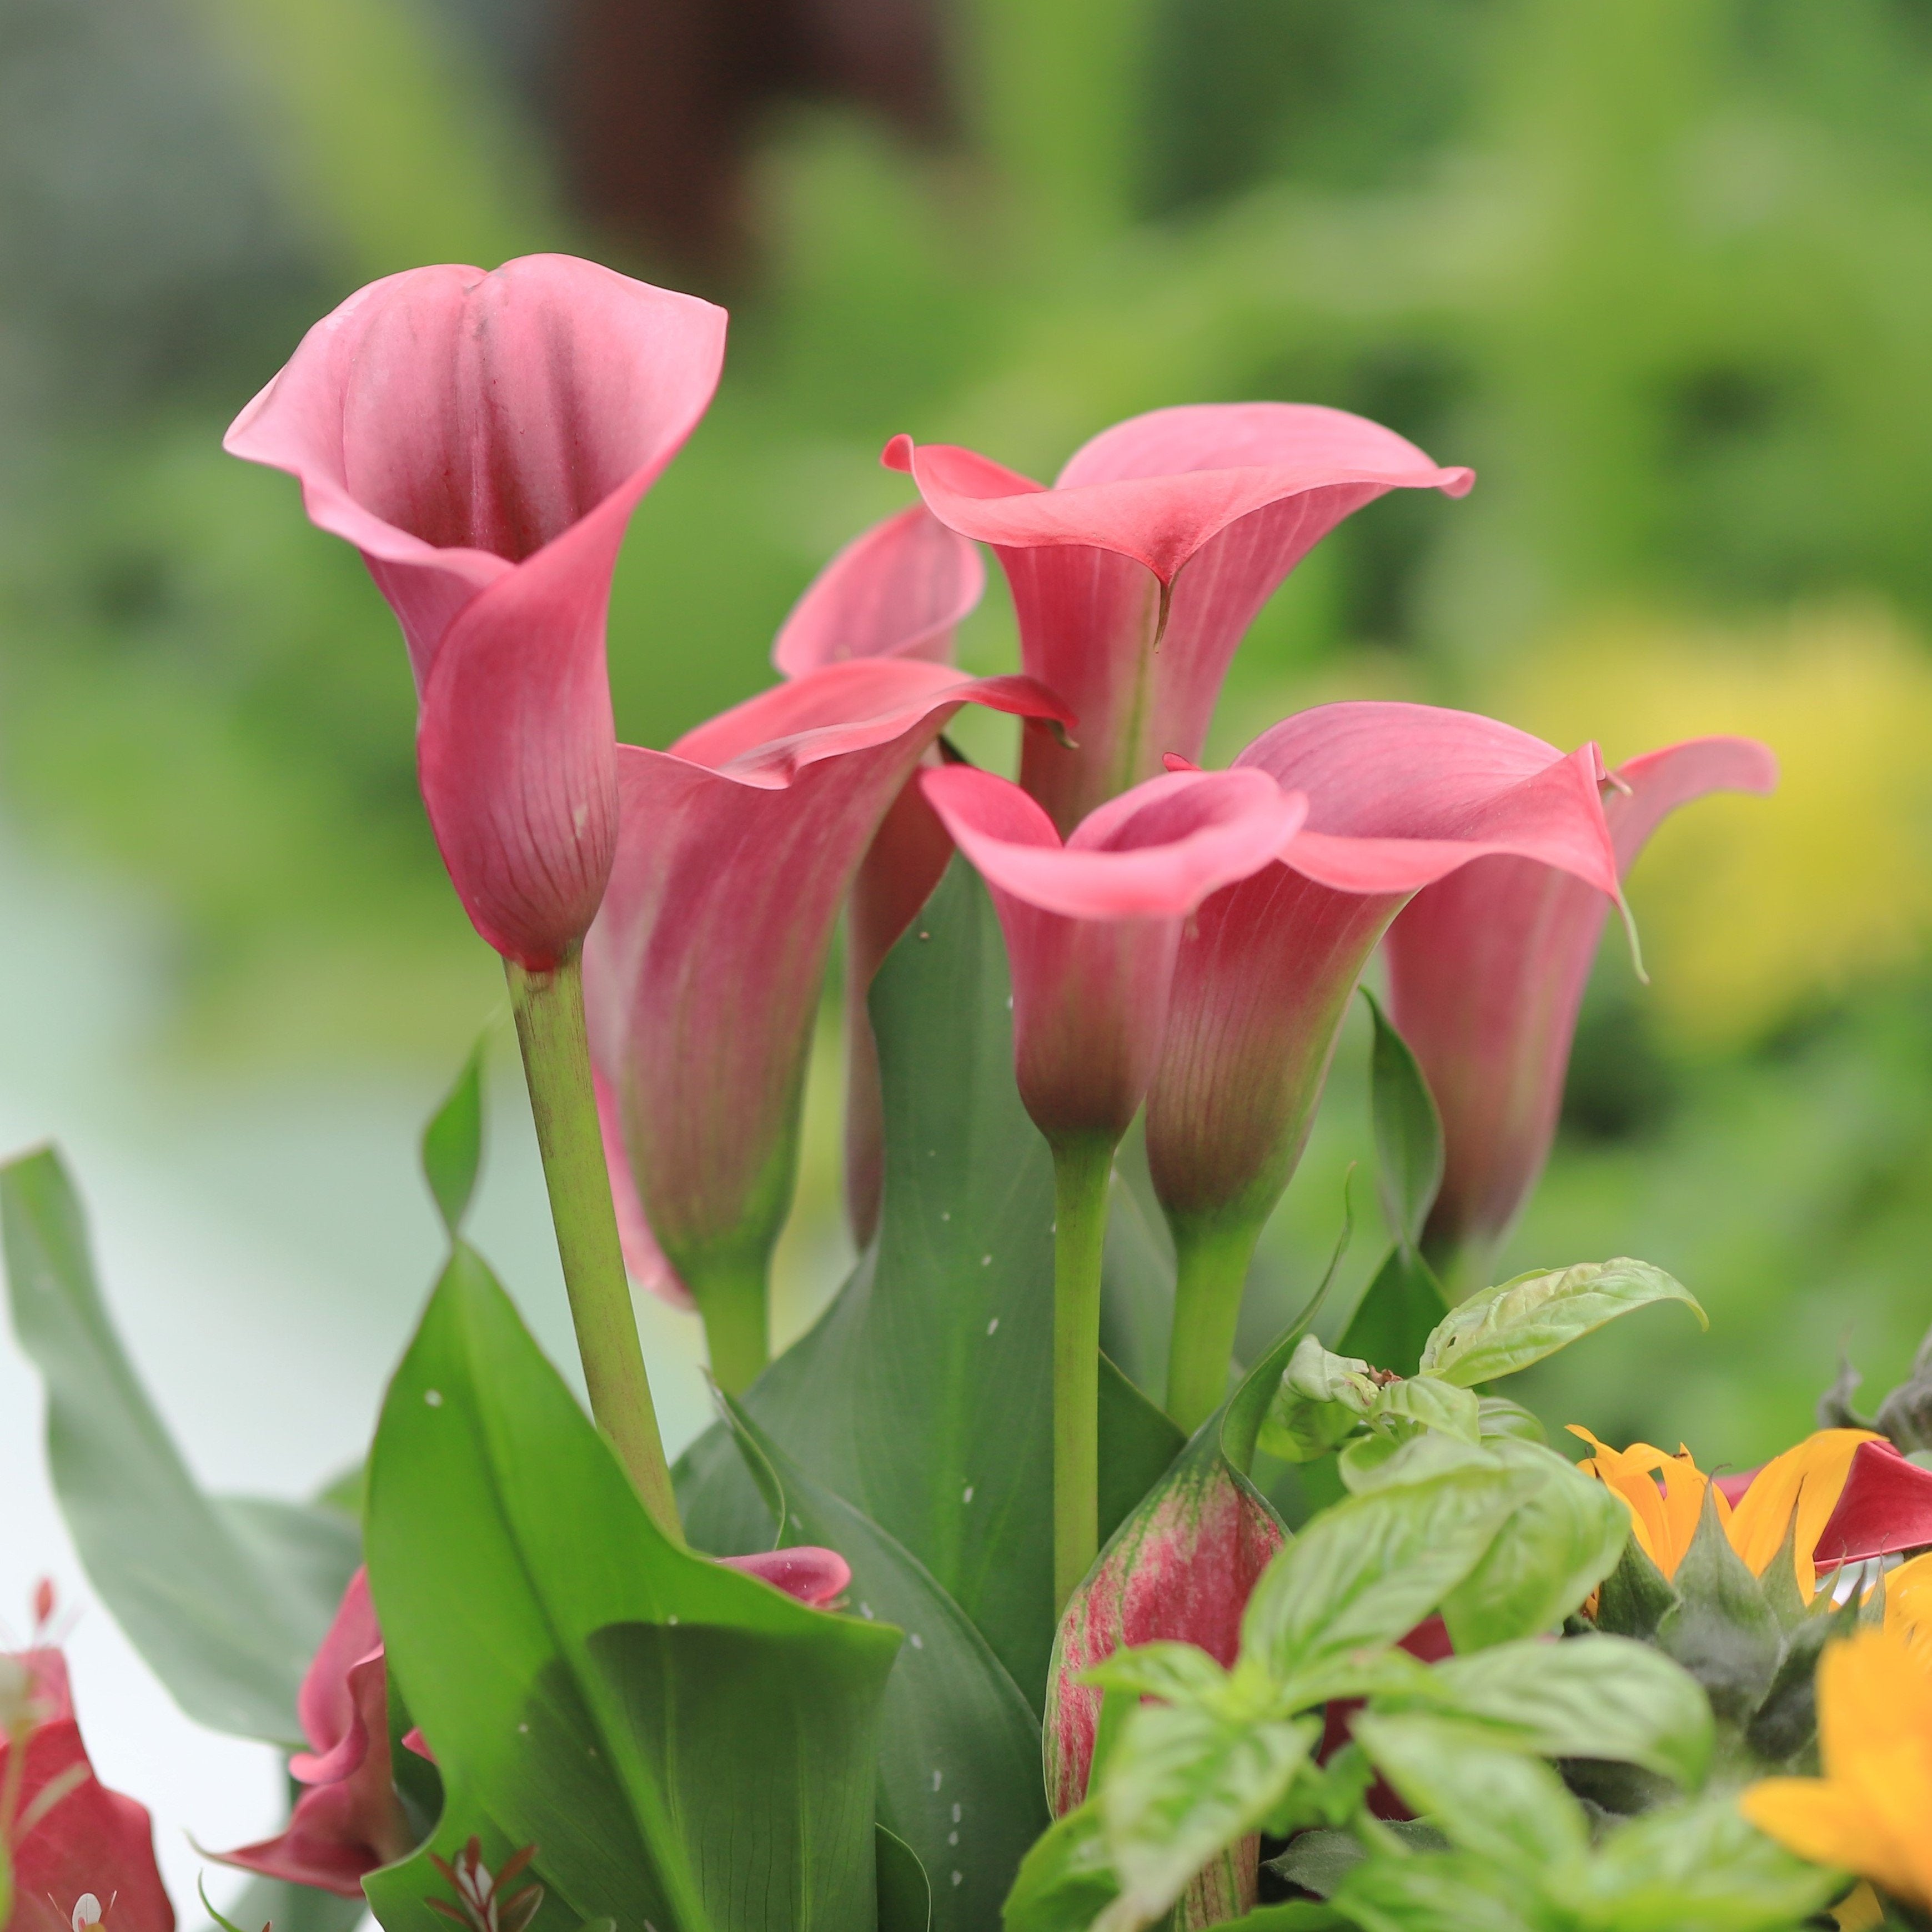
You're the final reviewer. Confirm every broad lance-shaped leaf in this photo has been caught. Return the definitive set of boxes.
[679,860,1182,1708]
[1419,1257,1707,1388]
[711,1397,1047,1932]
[0,1147,360,1746]
[363,1244,901,1932]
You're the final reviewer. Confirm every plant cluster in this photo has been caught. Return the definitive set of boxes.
[4,254,1932,1932]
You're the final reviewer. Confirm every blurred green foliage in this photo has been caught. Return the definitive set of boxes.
[4,0,1932,1460]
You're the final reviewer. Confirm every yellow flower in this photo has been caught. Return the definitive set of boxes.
[1886,1549,1932,1668]
[1568,1426,1878,1595]
[1741,1625,1932,1911]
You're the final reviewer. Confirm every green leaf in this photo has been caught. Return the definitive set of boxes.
[1242,1453,1542,1701]
[1654,1489,1782,1727]
[1332,1847,1550,1932]
[363,1244,901,1931]
[715,1394,1050,1932]
[1097,1708,1319,1932]
[0,1147,359,1745]
[1439,1441,1629,1650]
[878,1825,934,1932]
[1350,1711,1589,1874]
[1419,1259,1707,1388]
[1552,1797,1840,1931]
[1744,1597,1856,1766]
[1338,1246,1452,1382]
[1593,1534,1681,1641]
[1361,988,1444,1257]
[421,1034,487,1238]
[1099,1352,1187,1534]
[1376,1376,1481,1443]
[681,861,1066,1704]
[1392,1634,1713,1788]
[1476,1397,1548,1444]
[1264,1824,1447,1902]
[1212,1908,1351,1932]
[1002,1803,1118,1932]
[1099,1155,1176,1403]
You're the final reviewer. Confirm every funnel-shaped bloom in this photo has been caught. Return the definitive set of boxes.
[921,766,1306,1150]
[1146,704,1620,1278]
[213,1568,412,1894]
[770,506,987,1242]
[584,659,1070,1382]
[887,405,1472,832]
[225,255,727,968]
[1,1647,173,1932]
[1385,737,1777,1286]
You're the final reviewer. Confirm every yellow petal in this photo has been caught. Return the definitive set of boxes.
[1568,1426,1679,1574]
[1742,1777,1892,1876]
[1886,1550,1932,1666]
[1656,1447,1717,1578]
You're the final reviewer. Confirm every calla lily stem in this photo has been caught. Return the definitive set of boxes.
[507,952,683,1545]
[1165,1220,1260,1434]
[1052,1135,1115,1610]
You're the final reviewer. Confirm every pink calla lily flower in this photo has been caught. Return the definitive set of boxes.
[887,404,1472,832]
[2,1647,173,1932]
[225,255,728,968]
[212,1568,412,1895]
[1146,704,1622,1427]
[585,659,1072,1388]
[770,506,987,1243]
[1808,1439,1932,1574]
[920,766,1307,1150]
[1383,735,1777,1288]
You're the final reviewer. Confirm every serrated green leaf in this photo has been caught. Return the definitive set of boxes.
[421,1034,486,1238]
[1242,1456,1540,1700]
[363,1245,900,1931]
[1361,988,1444,1257]
[1391,1634,1712,1788]
[0,1147,359,1745]
[1419,1259,1707,1388]
[1440,1441,1630,1650]
[1352,1711,1589,1873]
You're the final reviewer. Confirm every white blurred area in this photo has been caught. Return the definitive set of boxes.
[0,832,716,1914]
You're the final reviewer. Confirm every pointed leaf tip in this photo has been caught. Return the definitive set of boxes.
[421,1036,488,1238]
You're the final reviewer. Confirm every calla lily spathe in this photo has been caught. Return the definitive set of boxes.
[584,659,1070,1388]
[921,765,1306,1150]
[771,505,987,1242]
[1,1645,173,1932]
[1384,736,1778,1288]
[888,404,1472,833]
[225,255,727,968]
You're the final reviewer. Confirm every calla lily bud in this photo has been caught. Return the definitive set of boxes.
[1385,735,1778,1289]
[920,765,1307,1151]
[225,255,727,968]
[889,404,1472,832]
[584,660,1071,1389]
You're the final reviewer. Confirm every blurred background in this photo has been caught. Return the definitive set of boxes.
[6,0,1932,1894]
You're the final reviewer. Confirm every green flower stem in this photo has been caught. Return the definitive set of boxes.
[1164,1217,1263,1435]
[506,952,683,1545]
[694,1262,770,1397]
[1052,1134,1116,1612]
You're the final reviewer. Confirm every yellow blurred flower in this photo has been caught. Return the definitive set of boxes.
[1488,603,1932,1048]
[1887,1549,1932,1668]
[1568,1425,1877,1595]
[1741,1625,1932,1911]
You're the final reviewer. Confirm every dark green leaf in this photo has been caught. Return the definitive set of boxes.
[0,1147,359,1744]
[1594,1534,1681,1641]
[1439,1441,1629,1651]
[877,1825,933,1932]
[1098,1352,1186,1538]
[421,1035,487,1239]
[1338,1246,1451,1382]
[716,1395,1050,1932]
[1655,1489,1783,1726]
[1398,1634,1712,1788]
[1419,1259,1707,1388]
[1361,989,1444,1257]
[363,1244,901,1931]
[1264,1823,1448,1901]
[1745,1598,1855,1765]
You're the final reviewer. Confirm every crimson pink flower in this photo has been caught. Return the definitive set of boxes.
[225,255,727,970]
[920,765,1306,1151]
[887,404,1471,834]
[1,1647,173,1932]
[212,1568,412,1895]
[1383,735,1777,1288]
[770,505,987,1243]
[1146,704,1620,1426]
[584,659,1071,1387]
[1810,1440,1932,1574]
